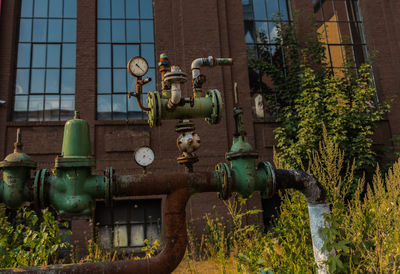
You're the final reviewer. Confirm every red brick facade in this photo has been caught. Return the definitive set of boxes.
[0,0,399,246]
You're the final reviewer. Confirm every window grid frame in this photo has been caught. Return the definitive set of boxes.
[15,0,77,122]
[95,199,162,249]
[96,0,156,121]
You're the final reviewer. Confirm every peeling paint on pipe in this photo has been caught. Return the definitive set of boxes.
[308,203,331,274]
[274,169,334,273]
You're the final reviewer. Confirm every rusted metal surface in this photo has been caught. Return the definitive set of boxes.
[2,189,189,274]
[274,169,327,204]
[114,171,220,197]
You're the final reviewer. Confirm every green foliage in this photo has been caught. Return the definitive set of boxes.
[250,19,390,174]
[0,207,70,268]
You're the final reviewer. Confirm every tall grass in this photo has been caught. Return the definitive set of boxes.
[184,129,400,273]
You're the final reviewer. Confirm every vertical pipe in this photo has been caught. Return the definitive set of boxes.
[308,203,331,274]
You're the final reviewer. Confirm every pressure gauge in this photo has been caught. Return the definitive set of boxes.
[134,146,155,168]
[127,56,149,77]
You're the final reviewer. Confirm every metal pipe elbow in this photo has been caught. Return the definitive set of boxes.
[274,169,327,204]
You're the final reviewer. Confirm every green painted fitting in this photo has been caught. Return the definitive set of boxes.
[226,136,258,198]
[0,129,36,208]
[45,168,108,216]
[1,167,31,209]
[147,89,223,127]
[61,111,91,157]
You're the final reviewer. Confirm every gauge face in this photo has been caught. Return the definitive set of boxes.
[134,146,155,167]
[127,56,149,77]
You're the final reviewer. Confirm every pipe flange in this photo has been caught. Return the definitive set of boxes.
[147,91,161,127]
[205,89,223,125]
[164,67,187,84]
[215,162,231,200]
[104,167,114,207]
[39,169,48,209]
[258,162,276,199]
[33,170,41,211]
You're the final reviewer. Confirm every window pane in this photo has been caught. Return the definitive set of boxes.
[19,19,32,42]
[63,19,76,42]
[253,0,266,20]
[99,226,112,248]
[267,0,279,20]
[143,68,155,92]
[140,20,153,42]
[126,20,139,43]
[47,44,61,67]
[48,19,62,42]
[28,95,44,121]
[21,0,34,17]
[112,94,127,120]
[140,0,153,19]
[33,19,47,42]
[34,0,48,18]
[44,95,60,121]
[61,69,75,93]
[111,0,125,19]
[279,0,289,20]
[97,20,111,42]
[256,22,269,43]
[31,69,45,93]
[62,44,76,67]
[63,0,77,18]
[112,20,125,42]
[146,222,160,243]
[97,95,112,120]
[49,0,63,18]
[46,69,60,93]
[113,69,126,92]
[98,0,110,19]
[32,44,46,68]
[60,95,74,120]
[128,94,142,119]
[141,44,154,67]
[114,225,128,247]
[130,225,144,246]
[97,44,111,68]
[14,96,29,121]
[97,69,111,93]
[126,45,139,62]
[15,69,30,94]
[126,0,139,19]
[17,44,31,67]
[113,44,126,67]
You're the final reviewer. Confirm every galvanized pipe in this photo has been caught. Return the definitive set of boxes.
[274,169,333,273]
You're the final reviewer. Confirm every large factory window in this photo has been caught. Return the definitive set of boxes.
[95,199,161,250]
[242,0,291,96]
[96,0,156,120]
[314,0,369,76]
[14,0,76,121]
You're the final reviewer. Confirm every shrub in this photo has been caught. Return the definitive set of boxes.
[0,207,70,268]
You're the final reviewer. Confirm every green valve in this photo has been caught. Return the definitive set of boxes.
[61,111,91,157]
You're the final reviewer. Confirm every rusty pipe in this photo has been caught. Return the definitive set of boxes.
[4,188,190,274]
[113,171,221,197]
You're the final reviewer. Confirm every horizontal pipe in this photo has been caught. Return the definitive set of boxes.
[113,171,221,197]
[5,189,189,274]
[160,97,213,120]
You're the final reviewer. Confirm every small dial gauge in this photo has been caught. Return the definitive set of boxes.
[134,146,155,167]
[127,57,149,77]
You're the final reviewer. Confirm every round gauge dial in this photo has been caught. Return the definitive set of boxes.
[134,146,155,167]
[127,56,149,77]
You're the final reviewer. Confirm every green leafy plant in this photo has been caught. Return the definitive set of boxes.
[0,207,70,268]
